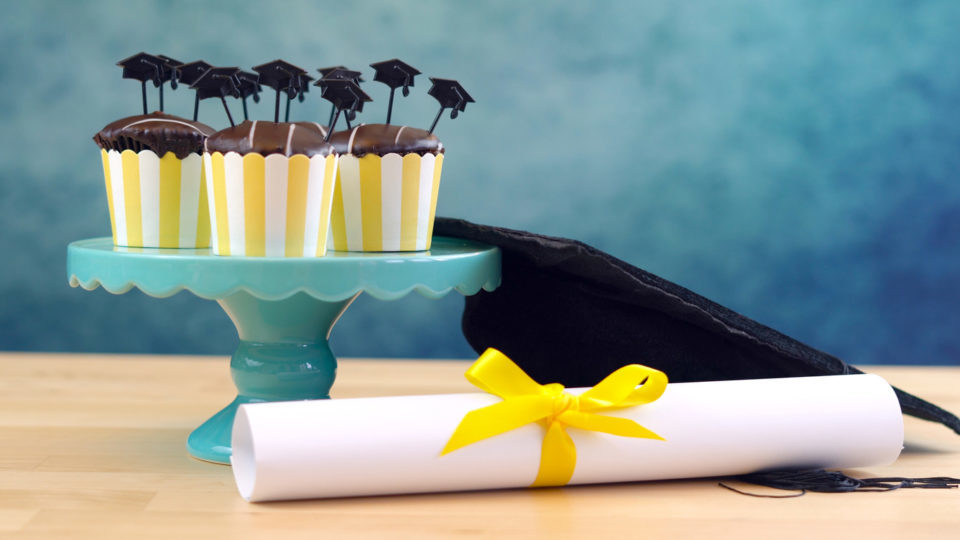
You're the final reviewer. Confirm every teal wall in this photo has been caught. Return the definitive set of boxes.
[3,0,960,364]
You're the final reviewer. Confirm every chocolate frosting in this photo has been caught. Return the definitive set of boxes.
[93,111,216,159]
[328,124,444,157]
[204,120,334,157]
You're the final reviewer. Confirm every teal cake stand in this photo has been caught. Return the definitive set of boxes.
[67,237,501,464]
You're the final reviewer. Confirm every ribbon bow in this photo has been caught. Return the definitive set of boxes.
[442,348,668,487]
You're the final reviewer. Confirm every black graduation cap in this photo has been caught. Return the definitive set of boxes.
[176,61,213,121]
[316,67,364,125]
[314,75,371,129]
[235,71,261,121]
[432,218,960,439]
[117,52,166,115]
[370,59,421,124]
[318,78,372,140]
[252,59,307,122]
[427,77,474,134]
[189,67,241,127]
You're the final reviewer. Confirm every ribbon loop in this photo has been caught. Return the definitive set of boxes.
[443,348,668,487]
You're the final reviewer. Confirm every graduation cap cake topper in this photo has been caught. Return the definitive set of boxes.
[235,71,262,121]
[252,59,308,123]
[318,78,372,140]
[370,59,421,125]
[189,67,241,127]
[316,67,364,125]
[427,77,474,134]
[117,52,168,115]
[176,60,213,121]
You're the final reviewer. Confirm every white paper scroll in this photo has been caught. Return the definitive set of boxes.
[231,374,904,501]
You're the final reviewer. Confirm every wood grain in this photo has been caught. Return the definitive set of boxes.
[0,353,958,538]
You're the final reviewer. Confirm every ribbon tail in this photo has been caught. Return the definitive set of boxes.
[442,396,554,455]
[560,411,665,441]
[532,421,577,487]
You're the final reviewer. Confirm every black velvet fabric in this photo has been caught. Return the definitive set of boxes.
[433,217,960,435]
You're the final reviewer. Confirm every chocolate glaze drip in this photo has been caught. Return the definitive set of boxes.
[92,111,215,159]
[327,124,444,157]
[204,120,334,157]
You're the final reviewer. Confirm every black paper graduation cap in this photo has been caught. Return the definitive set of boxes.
[236,71,262,121]
[318,78,372,139]
[189,67,241,126]
[432,218,960,437]
[427,78,474,134]
[370,59,421,124]
[117,52,167,115]
[316,67,364,125]
[252,59,307,122]
[176,61,213,121]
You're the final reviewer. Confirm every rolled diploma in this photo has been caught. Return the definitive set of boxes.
[231,374,904,501]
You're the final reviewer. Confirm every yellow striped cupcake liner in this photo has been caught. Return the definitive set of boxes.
[203,152,339,257]
[331,152,444,251]
[100,149,210,248]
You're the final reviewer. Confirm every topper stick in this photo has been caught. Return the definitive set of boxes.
[193,94,200,121]
[159,84,164,112]
[141,81,148,115]
[327,107,335,126]
[386,87,396,125]
[242,97,249,121]
[220,96,235,127]
[345,115,352,129]
[285,93,292,122]
[428,106,444,134]
[273,89,281,123]
[325,109,341,142]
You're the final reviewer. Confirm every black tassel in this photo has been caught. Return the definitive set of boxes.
[719,469,960,497]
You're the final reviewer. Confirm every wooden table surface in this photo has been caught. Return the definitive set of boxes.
[0,353,958,539]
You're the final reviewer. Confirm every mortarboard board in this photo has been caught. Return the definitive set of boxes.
[189,67,242,126]
[370,59,421,124]
[432,217,960,436]
[427,78,474,133]
[317,66,364,83]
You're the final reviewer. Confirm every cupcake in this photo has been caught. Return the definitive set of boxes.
[93,111,216,248]
[203,120,338,257]
[327,124,444,252]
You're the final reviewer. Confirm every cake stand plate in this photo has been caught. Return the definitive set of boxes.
[67,237,501,464]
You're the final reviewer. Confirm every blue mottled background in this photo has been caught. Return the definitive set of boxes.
[2,0,959,365]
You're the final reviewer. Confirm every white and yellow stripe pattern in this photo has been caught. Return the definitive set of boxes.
[100,149,210,248]
[204,152,339,257]
[331,152,444,251]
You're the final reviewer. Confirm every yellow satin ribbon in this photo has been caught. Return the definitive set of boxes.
[441,348,668,487]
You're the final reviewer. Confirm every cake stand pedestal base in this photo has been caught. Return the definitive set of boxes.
[187,291,357,463]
